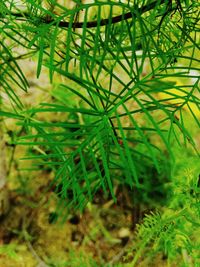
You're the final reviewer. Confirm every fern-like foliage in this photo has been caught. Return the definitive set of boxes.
[125,161,200,266]
[0,0,199,209]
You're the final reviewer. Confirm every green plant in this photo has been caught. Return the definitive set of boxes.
[124,151,200,266]
[0,0,199,210]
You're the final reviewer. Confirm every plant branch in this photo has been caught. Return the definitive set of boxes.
[0,0,167,29]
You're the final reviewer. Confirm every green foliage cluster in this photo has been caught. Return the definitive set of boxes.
[1,0,199,207]
[125,154,200,266]
[0,0,200,265]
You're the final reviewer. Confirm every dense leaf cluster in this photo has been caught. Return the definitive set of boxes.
[0,0,199,210]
